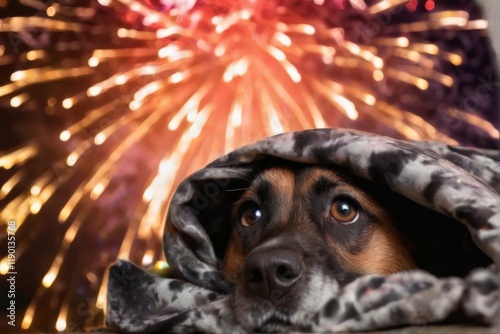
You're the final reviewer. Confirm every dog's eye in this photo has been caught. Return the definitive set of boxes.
[330,200,359,224]
[240,205,262,227]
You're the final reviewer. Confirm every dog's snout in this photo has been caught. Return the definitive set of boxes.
[243,248,303,301]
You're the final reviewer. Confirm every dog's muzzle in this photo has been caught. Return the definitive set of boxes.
[242,243,304,304]
[234,236,346,330]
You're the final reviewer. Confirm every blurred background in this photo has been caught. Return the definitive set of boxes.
[0,0,499,332]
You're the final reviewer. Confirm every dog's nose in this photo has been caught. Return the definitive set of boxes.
[243,248,303,301]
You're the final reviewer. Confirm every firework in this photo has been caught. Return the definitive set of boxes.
[0,0,498,331]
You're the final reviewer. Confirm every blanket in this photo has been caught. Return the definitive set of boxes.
[106,128,500,333]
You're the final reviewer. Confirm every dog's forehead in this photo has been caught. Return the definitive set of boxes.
[256,166,295,191]
[254,165,343,193]
[295,166,342,191]
[252,166,381,215]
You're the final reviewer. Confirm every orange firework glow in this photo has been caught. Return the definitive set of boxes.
[0,0,498,331]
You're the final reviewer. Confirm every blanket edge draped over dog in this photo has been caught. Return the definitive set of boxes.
[106,128,500,333]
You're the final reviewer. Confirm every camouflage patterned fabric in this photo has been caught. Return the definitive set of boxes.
[106,128,500,333]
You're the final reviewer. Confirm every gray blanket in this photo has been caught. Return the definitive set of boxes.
[106,128,500,332]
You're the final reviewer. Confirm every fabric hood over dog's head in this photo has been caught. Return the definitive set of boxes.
[106,128,500,333]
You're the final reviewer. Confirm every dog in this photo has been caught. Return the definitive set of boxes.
[221,164,415,331]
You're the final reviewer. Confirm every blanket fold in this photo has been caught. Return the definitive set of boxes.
[106,129,500,333]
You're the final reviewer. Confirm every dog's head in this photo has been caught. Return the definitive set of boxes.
[222,165,415,331]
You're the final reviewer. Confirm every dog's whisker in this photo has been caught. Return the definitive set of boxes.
[224,187,251,192]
